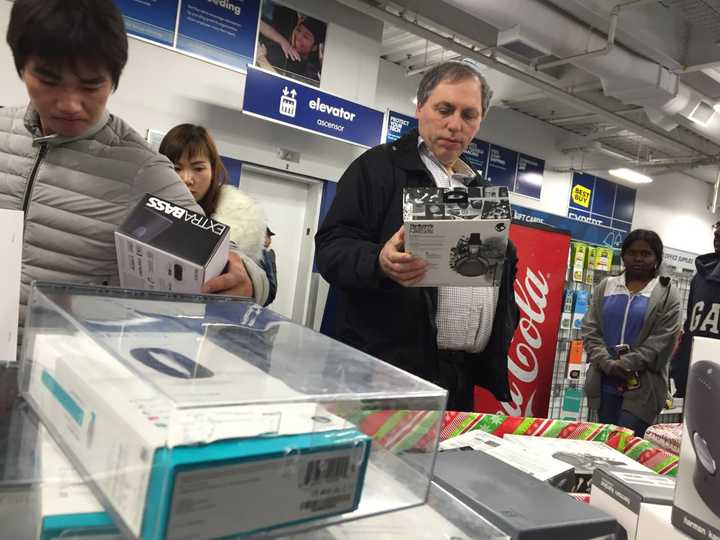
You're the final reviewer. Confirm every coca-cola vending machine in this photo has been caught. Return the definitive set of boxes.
[474,221,571,417]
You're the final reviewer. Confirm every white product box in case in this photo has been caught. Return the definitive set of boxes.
[672,337,720,540]
[0,400,119,539]
[439,430,575,490]
[403,186,510,287]
[115,194,230,293]
[20,283,446,540]
[590,466,676,539]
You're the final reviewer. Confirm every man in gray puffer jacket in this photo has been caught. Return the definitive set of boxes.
[1,0,269,325]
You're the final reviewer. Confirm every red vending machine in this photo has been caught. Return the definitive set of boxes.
[474,221,571,417]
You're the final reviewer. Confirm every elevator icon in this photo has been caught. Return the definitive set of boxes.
[280,86,297,118]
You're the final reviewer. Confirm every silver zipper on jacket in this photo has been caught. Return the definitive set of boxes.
[619,293,634,345]
[22,142,48,213]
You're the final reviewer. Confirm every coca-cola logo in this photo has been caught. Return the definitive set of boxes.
[499,267,549,417]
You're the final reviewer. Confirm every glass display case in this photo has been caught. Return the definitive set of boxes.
[20,283,447,540]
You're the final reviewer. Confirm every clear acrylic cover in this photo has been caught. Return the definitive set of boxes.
[20,283,446,540]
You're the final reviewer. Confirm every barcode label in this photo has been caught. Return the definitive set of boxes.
[301,456,350,486]
[300,494,352,513]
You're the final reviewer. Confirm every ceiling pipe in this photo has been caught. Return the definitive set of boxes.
[710,167,720,213]
[444,0,718,137]
[334,0,706,157]
[533,0,658,71]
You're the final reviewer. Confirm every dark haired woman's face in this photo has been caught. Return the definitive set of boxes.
[173,150,213,202]
[623,239,657,280]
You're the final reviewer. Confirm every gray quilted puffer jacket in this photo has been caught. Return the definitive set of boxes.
[0,105,268,322]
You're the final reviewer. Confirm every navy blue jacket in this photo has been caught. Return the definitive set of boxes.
[671,251,720,396]
[315,130,519,401]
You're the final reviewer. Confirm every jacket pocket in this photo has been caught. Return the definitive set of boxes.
[584,363,601,399]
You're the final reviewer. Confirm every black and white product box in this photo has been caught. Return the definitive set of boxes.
[672,337,720,540]
[505,435,647,493]
[403,186,510,287]
[590,466,677,539]
[431,450,619,539]
[115,194,230,293]
[439,430,575,491]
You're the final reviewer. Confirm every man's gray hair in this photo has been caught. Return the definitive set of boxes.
[416,59,493,118]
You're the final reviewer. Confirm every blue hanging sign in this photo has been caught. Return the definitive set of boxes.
[385,111,416,143]
[114,0,180,46]
[486,144,518,190]
[243,66,384,147]
[463,139,491,177]
[568,172,635,233]
[516,153,544,199]
[176,0,261,71]
[512,204,627,248]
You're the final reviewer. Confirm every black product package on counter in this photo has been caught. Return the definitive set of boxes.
[431,450,619,540]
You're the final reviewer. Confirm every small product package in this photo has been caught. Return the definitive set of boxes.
[505,435,647,493]
[403,186,511,287]
[671,337,720,539]
[439,430,575,491]
[590,466,676,540]
[115,194,230,293]
[21,283,445,540]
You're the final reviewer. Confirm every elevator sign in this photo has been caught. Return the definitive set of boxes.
[243,66,384,148]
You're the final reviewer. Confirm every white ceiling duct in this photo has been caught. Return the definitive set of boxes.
[444,0,712,132]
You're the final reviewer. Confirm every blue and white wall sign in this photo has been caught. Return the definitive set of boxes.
[513,204,627,248]
[384,111,416,143]
[115,0,179,46]
[383,110,545,199]
[243,67,384,147]
[568,172,636,232]
[463,139,490,176]
[485,144,518,189]
[516,153,544,199]
[176,0,261,70]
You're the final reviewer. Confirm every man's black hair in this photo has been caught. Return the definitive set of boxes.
[7,0,128,88]
[621,229,664,276]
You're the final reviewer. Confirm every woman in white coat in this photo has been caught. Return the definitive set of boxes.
[159,124,270,300]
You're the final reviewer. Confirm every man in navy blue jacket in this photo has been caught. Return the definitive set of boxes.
[671,221,720,396]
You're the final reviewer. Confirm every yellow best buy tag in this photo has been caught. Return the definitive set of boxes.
[571,184,591,208]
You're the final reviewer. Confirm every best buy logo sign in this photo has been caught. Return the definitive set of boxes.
[571,184,591,208]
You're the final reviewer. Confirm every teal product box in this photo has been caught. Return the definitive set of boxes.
[28,333,370,540]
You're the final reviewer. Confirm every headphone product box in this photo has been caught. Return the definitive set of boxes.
[505,435,647,493]
[590,466,677,540]
[671,337,720,539]
[115,194,230,293]
[403,186,510,287]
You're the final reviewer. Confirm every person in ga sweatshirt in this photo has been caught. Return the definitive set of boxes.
[670,221,720,397]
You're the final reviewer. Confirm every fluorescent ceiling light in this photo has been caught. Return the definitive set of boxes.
[609,168,653,184]
[689,101,715,126]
